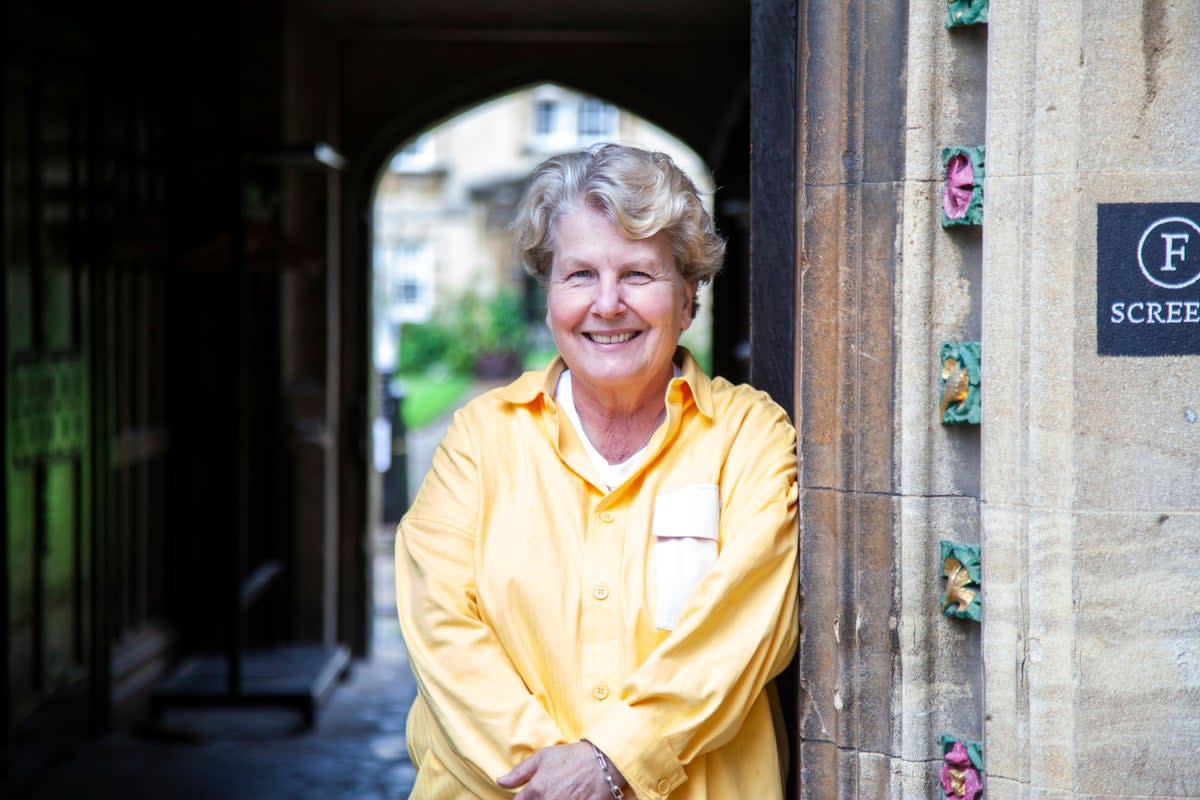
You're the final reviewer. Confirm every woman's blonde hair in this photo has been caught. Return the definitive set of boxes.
[511,143,725,314]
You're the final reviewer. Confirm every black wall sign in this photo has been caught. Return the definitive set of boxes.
[1097,203,1200,356]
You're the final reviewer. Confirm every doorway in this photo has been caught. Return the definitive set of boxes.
[366,81,722,638]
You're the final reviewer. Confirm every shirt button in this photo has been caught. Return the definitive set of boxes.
[657,779,671,794]
[592,684,610,701]
[593,584,610,600]
[599,511,615,523]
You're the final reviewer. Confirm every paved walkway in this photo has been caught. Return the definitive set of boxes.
[24,523,419,800]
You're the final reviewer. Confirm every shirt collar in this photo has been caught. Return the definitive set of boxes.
[496,345,715,419]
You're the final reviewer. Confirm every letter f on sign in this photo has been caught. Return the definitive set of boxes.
[1160,232,1189,272]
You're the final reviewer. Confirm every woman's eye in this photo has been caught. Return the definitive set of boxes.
[567,269,593,280]
[625,271,651,282]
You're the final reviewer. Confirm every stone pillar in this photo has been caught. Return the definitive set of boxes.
[794,1,914,796]
[982,2,1200,798]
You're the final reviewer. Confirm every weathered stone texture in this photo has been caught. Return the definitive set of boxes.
[982,1,1200,797]
[801,1,1200,797]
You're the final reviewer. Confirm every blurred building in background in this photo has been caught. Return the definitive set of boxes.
[372,84,714,368]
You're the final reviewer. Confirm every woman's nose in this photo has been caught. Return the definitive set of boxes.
[592,278,624,316]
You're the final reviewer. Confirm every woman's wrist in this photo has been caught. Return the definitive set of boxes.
[584,740,627,799]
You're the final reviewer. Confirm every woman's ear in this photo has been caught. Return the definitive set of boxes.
[682,283,698,328]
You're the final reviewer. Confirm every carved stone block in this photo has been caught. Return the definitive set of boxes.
[945,0,988,29]
[939,341,981,424]
[941,145,985,227]
[938,734,984,799]
[940,539,981,622]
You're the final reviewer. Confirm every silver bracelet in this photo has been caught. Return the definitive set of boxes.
[589,742,625,799]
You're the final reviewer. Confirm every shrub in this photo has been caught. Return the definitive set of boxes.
[397,320,455,372]
[396,286,530,376]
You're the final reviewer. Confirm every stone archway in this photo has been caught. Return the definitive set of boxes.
[272,3,755,658]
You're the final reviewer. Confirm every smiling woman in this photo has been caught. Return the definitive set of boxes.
[544,207,692,462]
[394,143,799,800]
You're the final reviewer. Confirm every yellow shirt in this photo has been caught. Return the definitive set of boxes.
[395,348,799,799]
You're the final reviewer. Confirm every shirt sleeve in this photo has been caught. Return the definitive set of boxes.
[395,409,567,792]
[582,402,800,800]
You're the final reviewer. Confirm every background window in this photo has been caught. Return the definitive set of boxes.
[377,240,435,323]
[534,101,558,136]
[578,98,618,138]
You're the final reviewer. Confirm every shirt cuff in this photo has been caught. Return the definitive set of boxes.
[582,700,687,800]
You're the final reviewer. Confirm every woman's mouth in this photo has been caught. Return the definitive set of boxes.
[586,331,638,344]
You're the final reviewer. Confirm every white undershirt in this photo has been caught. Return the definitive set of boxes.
[555,368,677,490]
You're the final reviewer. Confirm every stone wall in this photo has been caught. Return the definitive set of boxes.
[982,2,1200,798]
[797,1,1200,797]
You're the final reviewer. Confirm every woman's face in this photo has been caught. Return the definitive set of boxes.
[546,205,694,403]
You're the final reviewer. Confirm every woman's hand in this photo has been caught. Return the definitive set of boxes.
[496,741,628,799]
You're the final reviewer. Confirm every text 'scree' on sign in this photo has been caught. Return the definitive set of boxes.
[1097,203,1200,356]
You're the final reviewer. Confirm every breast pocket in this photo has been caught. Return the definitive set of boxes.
[652,483,720,631]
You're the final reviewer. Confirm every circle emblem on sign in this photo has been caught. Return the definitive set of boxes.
[1137,216,1200,289]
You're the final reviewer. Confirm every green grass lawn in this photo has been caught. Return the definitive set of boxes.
[392,372,472,429]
